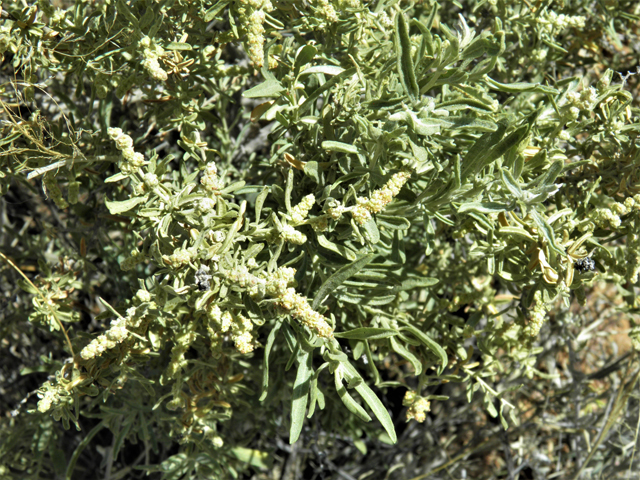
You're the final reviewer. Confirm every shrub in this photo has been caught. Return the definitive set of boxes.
[1,0,640,478]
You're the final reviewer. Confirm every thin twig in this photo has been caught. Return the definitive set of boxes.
[0,251,76,363]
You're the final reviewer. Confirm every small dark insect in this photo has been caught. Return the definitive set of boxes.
[195,266,212,291]
[574,257,596,273]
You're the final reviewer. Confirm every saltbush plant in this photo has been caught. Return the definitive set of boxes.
[1,0,640,478]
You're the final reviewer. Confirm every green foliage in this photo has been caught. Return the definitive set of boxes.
[1,0,640,478]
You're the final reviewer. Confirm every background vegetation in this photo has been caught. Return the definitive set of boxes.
[1,0,640,479]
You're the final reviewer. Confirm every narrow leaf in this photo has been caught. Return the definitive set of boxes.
[105,196,147,215]
[317,234,357,261]
[395,13,419,102]
[458,202,512,214]
[498,226,536,243]
[255,186,269,223]
[530,210,565,255]
[376,215,411,230]
[294,45,317,75]
[322,140,359,154]
[354,382,397,444]
[389,336,423,375]
[230,447,273,470]
[220,180,246,194]
[260,321,282,401]
[308,372,325,418]
[461,37,500,60]
[334,328,398,341]
[499,168,523,200]
[485,76,559,94]
[397,320,448,375]
[166,42,192,50]
[312,253,376,309]
[290,348,313,443]
[466,125,529,182]
[203,0,231,22]
[538,159,564,187]
[243,79,285,98]
[66,421,107,479]
[299,65,345,76]
[460,123,507,183]
[335,374,371,422]
[104,172,129,183]
[333,291,395,305]
[395,276,439,292]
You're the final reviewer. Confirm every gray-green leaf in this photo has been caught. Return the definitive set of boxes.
[395,12,419,102]
[458,202,512,214]
[530,210,565,256]
[260,321,282,401]
[361,218,380,244]
[335,373,371,422]
[334,328,398,341]
[354,382,398,444]
[398,320,448,375]
[389,336,423,375]
[322,140,359,154]
[243,79,285,98]
[312,253,376,309]
[290,348,313,444]
[105,196,148,215]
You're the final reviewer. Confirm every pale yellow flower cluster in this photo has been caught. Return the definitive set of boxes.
[162,248,192,268]
[166,322,198,377]
[231,314,255,354]
[376,10,394,29]
[538,10,586,35]
[139,36,168,81]
[312,0,360,23]
[589,207,621,229]
[280,223,307,245]
[626,233,640,284]
[227,264,265,298]
[314,0,338,23]
[80,314,130,360]
[107,127,145,174]
[566,86,597,111]
[120,250,145,271]
[403,390,431,423]
[197,197,216,214]
[201,163,224,193]
[275,287,334,338]
[290,194,315,224]
[352,171,411,225]
[239,0,274,67]
[352,198,373,225]
[37,389,60,413]
[206,304,256,354]
[143,172,159,188]
[624,195,640,211]
[327,200,345,220]
[264,266,296,296]
[310,216,329,232]
[226,265,333,337]
[524,290,548,337]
